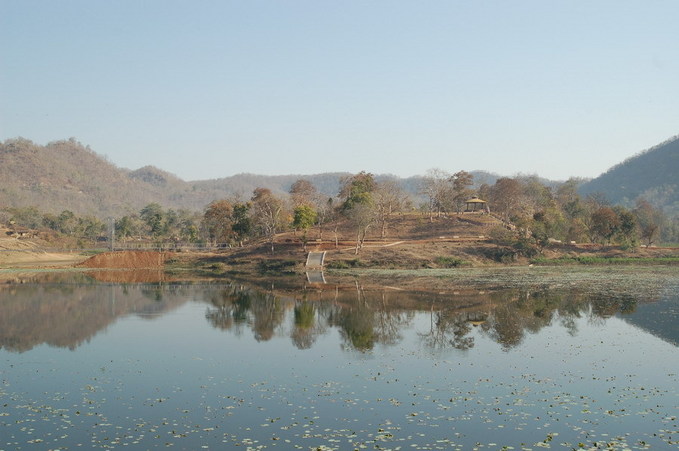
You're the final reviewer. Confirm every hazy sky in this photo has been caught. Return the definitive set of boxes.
[2,1,678,182]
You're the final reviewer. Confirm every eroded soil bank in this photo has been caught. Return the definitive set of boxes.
[78,251,173,269]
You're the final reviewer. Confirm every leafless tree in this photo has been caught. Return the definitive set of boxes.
[251,188,288,254]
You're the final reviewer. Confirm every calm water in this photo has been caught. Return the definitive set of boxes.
[1,269,678,450]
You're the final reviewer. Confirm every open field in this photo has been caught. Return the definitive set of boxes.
[0,234,89,268]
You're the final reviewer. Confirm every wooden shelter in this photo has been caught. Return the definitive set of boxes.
[465,196,489,213]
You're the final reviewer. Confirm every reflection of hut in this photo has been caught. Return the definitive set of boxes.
[465,196,489,213]
[466,311,488,326]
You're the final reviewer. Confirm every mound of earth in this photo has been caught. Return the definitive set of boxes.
[79,251,172,269]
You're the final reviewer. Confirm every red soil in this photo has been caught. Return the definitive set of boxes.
[79,251,172,269]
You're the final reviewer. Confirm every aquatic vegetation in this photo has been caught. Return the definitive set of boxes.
[1,269,678,449]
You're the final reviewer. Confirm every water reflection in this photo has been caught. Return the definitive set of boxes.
[1,270,678,354]
[0,274,191,352]
[201,275,676,352]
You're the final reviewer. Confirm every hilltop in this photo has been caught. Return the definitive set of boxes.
[579,135,679,215]
[170,212,679,273]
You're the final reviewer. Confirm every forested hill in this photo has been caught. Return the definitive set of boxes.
[0,138,350,217]
[579,135,679,215]
[0,138,507,218]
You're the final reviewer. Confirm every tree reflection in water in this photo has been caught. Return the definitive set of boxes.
[2,272,669,355]
[202,280,649,353]
[291,302,323,349]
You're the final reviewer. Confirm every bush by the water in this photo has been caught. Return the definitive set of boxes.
[256,260,298,272]
[434,256,469,268]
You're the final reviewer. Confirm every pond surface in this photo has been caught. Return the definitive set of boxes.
[1,268,679,450]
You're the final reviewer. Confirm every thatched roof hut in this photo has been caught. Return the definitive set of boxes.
[465,196,489,213]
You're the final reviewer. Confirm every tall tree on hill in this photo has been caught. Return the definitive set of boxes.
[339,171,377,212]
[634,198,665,246]
[450,170,475,214]
[315,197,335,242]
[289,179,318,208]
[613,206,638,247]
[488,178,523,223]
[251,188,288,254]
[231,202,252,247]
[203,200,234,245]
[374,180,407,239]
[420,168,452,221]
[339,172,378,254]
[292,204,317,250]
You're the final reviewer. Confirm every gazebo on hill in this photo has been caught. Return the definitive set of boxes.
[465,196,489,213]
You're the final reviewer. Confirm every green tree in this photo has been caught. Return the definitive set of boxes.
[76,216,105,240]
[292,204,317,250]
[57,210,78,234]
[340,171,377,212]
[613,206,637,247]
[231,202,252,247]
[339,172,378,254]
[115,215,143,240]
[9,206,43,229]
[140,203,166,238]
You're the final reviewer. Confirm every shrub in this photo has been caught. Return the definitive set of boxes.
[256,260,297,272]
[488,225,517,246]
[433,256,469,268]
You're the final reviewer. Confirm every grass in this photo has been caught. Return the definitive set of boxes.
[531,256,679,265]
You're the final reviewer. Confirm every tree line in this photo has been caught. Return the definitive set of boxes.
[2,169,676,251]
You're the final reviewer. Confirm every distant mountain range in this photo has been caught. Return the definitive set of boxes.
[0,138,499,217]
[579,135,679,216]
[1,135,677,218]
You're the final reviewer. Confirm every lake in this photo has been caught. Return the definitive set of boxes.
[1,267,678,450]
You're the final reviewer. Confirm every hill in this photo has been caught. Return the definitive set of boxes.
[0,137,503,217]
[0,138,351,216]
[579,135,679,215]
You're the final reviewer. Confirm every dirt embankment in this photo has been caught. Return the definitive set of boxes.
[79,251,172,269]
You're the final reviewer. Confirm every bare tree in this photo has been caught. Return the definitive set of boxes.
[374,180,407,239]
[634,198,665,246]
[289,179,318,208]
[202,199,233,245]
[251,188,288,254]
[420,168,452,221]
[488,178,524,223]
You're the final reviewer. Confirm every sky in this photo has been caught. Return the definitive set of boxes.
[2,1,678,182]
